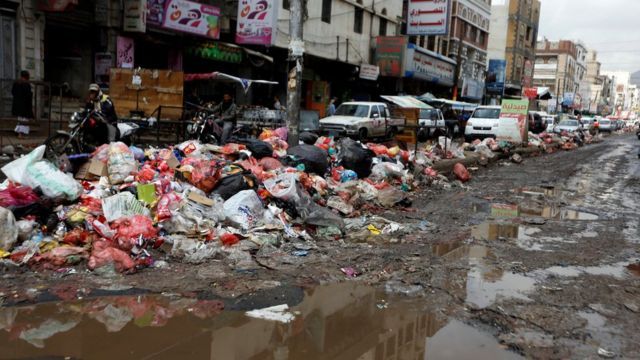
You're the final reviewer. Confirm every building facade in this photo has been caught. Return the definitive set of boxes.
[533,39,578,110]
[486,0,541,96]
[602,71,632,111]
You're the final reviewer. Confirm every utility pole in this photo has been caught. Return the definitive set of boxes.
[286,0,304,147]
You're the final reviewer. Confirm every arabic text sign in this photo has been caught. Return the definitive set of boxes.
[375,36,407,77]
[496,99,529,144]
[407,48,455,86]
[359,64,380,81]
[236,0,278,45]
[162,0,221,39]
[407,0,450,36]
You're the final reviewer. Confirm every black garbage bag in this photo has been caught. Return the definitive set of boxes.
[299,132,319,145]
[234,138,273,159]
[212,172,257,200]
[286,144,329,175]
[338,138,374,178]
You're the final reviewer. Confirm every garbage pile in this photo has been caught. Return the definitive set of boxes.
[0,131,445,274]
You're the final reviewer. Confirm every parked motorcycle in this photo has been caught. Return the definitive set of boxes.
[44,109,139,164]
[186,110,248,145]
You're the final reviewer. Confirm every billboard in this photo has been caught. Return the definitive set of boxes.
[404,46,455,86]
[496,99,529,143]
[406,0,451,36]
[147,0,165,26]
[162,0,221,39]
[486,59,506,95]
[375,37,407,77]
[236,0,278,45]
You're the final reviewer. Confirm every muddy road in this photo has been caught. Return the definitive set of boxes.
[1,134,639,359]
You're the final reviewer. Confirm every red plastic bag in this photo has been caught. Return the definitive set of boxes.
[453,163,471,182]
[112,215,157,251]
[136,166,156,182]
[62,228,97,246]
[189,160,223,193]
[220,233,239,246]
[424,167,438,178]
[88,241,135,272]
[367,144,389,156]
[258,157,283,171]
[156,193,182,221]
[0,183,39,208]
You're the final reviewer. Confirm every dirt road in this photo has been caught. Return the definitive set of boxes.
[1,134,639,359]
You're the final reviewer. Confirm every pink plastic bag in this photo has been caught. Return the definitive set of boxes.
[88,241,135,272]
[453,163,471,182]
[112,215,157,251]
[156,193,182,221]
[0,183,39,208]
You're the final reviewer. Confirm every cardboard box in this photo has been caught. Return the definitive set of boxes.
[187,191,215,207]
[88,159,109,177]
[75,162,98,180]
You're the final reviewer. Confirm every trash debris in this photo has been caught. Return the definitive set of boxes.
[453,163,471,183]
[597,348,616,358]
[245,304,296,323]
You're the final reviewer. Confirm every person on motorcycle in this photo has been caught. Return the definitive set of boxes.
[211,93,237,144]
[87,83,118,142]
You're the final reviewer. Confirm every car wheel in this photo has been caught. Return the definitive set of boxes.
[417,129,428,143]
[358,128,368,142]
[386,126,398,139]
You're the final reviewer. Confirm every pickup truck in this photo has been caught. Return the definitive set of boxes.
[417,107,447,141]
[319,102,404,140]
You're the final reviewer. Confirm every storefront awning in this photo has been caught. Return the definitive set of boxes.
[381,96,432,109]
[185,72,278,93]
[536,87,553,100]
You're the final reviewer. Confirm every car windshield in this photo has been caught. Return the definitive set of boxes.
[560,120,578,126]
[601,120,611,124]
[546,119,554,124]
[335,104,370,117]
[472,108,500,119]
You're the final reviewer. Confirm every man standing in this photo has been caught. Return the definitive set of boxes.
[212,93,237,144]
[327,97,337,116]
[12,70,33,138]
[87,83,118,143]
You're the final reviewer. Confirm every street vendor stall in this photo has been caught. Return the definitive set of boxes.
[380,95,432,144]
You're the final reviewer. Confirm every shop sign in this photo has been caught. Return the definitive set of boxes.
[162,0,221,39]
[359,64,380,81]
[522,59,533,88]
[375,36,407,77]
[406,0,451,36]
[95,0,109,26]
[496,99,529,143]
[405,46,455,87]
[147,0,165,26]
[117,36,135,69]
[486,59,506,95]
[461,78,484,100]
[185,42,243,64]
[523,87,538,99]
[236,0,278,45]
[95,53,113,84]
[37,0,78,12]
[562,92,575,106]
[123,0,147,33]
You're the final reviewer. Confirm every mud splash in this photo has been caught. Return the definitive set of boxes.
[0,283,522,359]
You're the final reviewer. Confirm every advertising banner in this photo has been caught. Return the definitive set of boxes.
[147,0,165,25]
[406,0,450,36]
[405,46,455,86]
[162,0,221,39]
[523,87,538,99]
[123,0,146,33]
[236,0,278,45]
[496,99,529,143]
[117,36,135,69]
[359,64,380,81]
[461,78,484,100]
[375,37,407,77]
[486,59,506,95]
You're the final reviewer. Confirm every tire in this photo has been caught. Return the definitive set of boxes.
[386,126,398,140]
[44,133,79,166]
[358,128,368,142]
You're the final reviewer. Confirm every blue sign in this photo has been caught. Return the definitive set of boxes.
[486,59,506,95]
[562,93,575,106]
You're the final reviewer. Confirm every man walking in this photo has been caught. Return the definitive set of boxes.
[12,70,33,138]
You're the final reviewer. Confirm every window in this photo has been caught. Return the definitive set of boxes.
[354,6,363,34]
[370,106,380,118]
[321,0,331,23]
[283,0,289,10]
[379,18,387,36]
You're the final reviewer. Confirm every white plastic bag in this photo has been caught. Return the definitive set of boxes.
[107,142,137,184]
[1,145,45,184]
[24,161,83,201]
[223,190,264,230]
[0,206,19,250]
[263,173,299,201]
[102,192,150,222]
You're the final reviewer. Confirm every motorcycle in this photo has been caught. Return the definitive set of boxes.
[186,110,249,145]
[44,109,139,165]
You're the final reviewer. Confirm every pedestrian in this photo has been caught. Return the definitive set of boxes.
[211,93,237,144]
[327,97,337,116]
[12,70,33,138]
[86,83,118,143]
[273,96,285,111]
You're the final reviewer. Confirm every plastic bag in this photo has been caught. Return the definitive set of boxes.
[24,161,83,201]
[263,173,299,201]
[377,187,407,207]
[299,132,318,145]
[370,162,407,181]
[1,145,45,184]
[62,228,96,246]
[112,215,157,251]
[212,172,257,200]
[286,145,329,175]
[236,138,273,159]
[453,163,471,182]
[0,183,39,208]
[156,193,182,221]
[187,160,222,193]
[293,184,344,228]
[170,236,221,264]
[274,127,288,141]
[102,192,151,222]
[107,142,137,184]
[0,206,18,250]
[88,240,135,272]
[223,190,264,230]
[259,157,283,171]
[338,138,374,178]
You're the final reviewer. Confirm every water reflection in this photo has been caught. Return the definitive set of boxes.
[0,283,521,359]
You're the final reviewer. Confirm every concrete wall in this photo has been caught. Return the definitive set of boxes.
[487,1,509,61]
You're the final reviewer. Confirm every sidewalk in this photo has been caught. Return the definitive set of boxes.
[0,133,49,153]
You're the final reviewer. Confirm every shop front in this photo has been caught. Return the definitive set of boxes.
[402,44,456,98]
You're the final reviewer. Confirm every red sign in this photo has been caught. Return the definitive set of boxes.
[524,87,537,99]
[37,0,78,12]
[375,37,407,78]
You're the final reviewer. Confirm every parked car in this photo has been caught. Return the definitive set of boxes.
[581,117,595,133]
[599,119,614,133]
[422,98,477,137]
[417,108,447,141]
[319,102,404,140]
[553,119,582,134]
[464,105,501,141]
[543,116,556,132]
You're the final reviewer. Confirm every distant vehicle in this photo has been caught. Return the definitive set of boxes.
[581,117,595,133]
[422,98,477,137]
[528,112,546,134]
[553,119,582,134]
[599,118,614,133]
[543,116,556,132]
[464,105,501,141]
[319,102,404,140]
[417,108,446,141]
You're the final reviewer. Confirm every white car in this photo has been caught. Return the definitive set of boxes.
[320,102,404,140]
[417,108,446,140]
[599,119,613,132]
[553,119,581,134]
[464,106,501,141]
[544,117,556,132]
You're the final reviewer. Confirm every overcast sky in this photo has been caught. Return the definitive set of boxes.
[538,0,640,75]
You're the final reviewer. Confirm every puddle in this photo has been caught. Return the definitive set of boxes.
[0,283,522,359]
[472,222,521,241]
[465,246,536,308]
[540,262,638,279]
[517,186,562,198]
[578,311,606,331]
[520,206,599,220]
